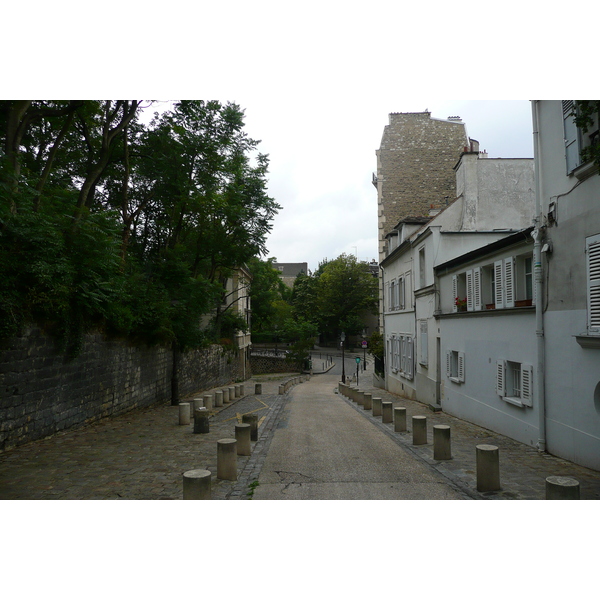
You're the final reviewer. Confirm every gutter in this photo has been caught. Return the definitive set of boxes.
[531,100,547,453]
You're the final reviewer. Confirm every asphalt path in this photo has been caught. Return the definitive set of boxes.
[252,371,465,500]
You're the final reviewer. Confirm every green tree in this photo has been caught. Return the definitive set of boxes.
[573,101,600,169]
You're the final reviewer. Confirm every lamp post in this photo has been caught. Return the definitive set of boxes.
[362,329,367,371]
[340,331,346,383]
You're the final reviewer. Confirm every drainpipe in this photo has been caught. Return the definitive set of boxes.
[531,100,546,452]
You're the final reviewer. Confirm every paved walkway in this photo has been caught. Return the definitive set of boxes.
[1,354,599,500]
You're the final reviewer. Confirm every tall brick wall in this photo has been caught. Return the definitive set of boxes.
[0,327,243,452]
[376,112,468,255]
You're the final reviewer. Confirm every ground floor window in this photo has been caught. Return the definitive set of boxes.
[496,360,533,407]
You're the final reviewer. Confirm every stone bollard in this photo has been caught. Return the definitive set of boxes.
[476,444,501,492]
[412,415,427,445]
[203,394,213,411]
[183,469,212,500]
[545,476,580,500]
[242,413,259,441]
[235,423,252,456]
[279,384,285,394]
[433,425,452,460]
[372,397,382,417]
[255,383,262,395]
[193,407,210,434]
[229,386,236,401]
[217,439,237,481]
[363,392,372,410]
[193,397,204,415]
[394,406,407,432]
[179,403,191,425]
[356,391,365,406]
[235,385,241,399]
[382,401,393,423]
[222,388,230,403]
[215,390,224,407]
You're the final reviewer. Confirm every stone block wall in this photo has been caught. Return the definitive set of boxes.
[376,112,468,252]
[250,354,302,374]
[0,327,242,452]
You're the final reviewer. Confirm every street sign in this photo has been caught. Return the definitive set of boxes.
[361,341,368,348]
[355,357,361,364]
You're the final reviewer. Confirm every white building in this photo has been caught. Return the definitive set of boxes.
[380,145,535,408]
[530,100,600,469]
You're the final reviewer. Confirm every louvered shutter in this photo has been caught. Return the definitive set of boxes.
[521,364,533,407]
[588,235,600,332]
[473,267,482,311]
[452,275,458,312]
[466,270,474,311]
[385,282,390,312]
[420,320,428,365]
[406,337,414,379]
[494,261,504,309]
[446,351,451,377]
[496,360,505,396]
[458,352,465,382]
[504,257,515,308]
[563,100,581,174]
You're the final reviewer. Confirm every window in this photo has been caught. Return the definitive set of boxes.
[563,100,600,175]
[387,276,405,311]
[587,233,600,334]
[496,360,533,407]
[419,320,428,366]
[389,334,413,379]
[419,247,426,288]
[446,350,465,383]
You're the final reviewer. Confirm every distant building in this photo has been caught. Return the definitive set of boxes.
[273,262,309,288]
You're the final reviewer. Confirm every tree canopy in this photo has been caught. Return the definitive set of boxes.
[0,100,280,352]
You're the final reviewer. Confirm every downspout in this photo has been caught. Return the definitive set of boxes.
[531,100,546,452]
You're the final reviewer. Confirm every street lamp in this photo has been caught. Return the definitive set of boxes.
[362,329,367,371]
[340,331,346,383]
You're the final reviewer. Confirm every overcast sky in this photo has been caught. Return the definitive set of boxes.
[239,99,535,273]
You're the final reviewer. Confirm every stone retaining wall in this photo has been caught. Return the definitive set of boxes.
[250,354,302,374]
[0,327,242,452]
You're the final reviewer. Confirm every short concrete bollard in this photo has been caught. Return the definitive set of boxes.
[382,401,393,423]
[214,390,223,407]
[476,444,501,492]
[203,394,213,411]
[235,423,252,456]
[255,383,262,395]
[235,385,241,399]
[372,397,382,417]
[179,402,191,425]
[394,406,407,432]
[229,386,236,400]
[242,413,259,441]
[222,388,230,403]
[433,425,452,460]
[194,407,210,434]
[412,415,427,445]
[193,397,204,415]
[363,392,372,410]
[279,384,285,394]
[356,391,365,406]
[217,439,238,481]
[183,469,212,500]
[545,476,580,500]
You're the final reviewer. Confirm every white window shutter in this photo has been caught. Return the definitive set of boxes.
[521,364,533,407]
[496,360,506,396]
[452,275,458,312]
[406,337,413,379]
[420,320,428,365]
[504,257,515,308]
[473,267,482,311]
[587,236,600,332]
[399,277,404,310]
[458,352,465,382]
[466,270,474,311]
[446,351,451,377]
[562,100,580,174]
[494,260,504,309]
[385,282,390,311]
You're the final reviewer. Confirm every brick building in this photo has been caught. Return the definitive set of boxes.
[374,112,469,261]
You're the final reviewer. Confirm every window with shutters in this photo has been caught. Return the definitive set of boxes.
[419,320,428,366]
[496,359,533,407]
[419,247,426,289]
[563,100,600,175]
[587,233,600,335]
[390,334,414,379]
[446,350,465,384]
[387,277,405,311]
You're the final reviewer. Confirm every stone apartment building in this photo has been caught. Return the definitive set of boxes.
[373,111,470,323]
